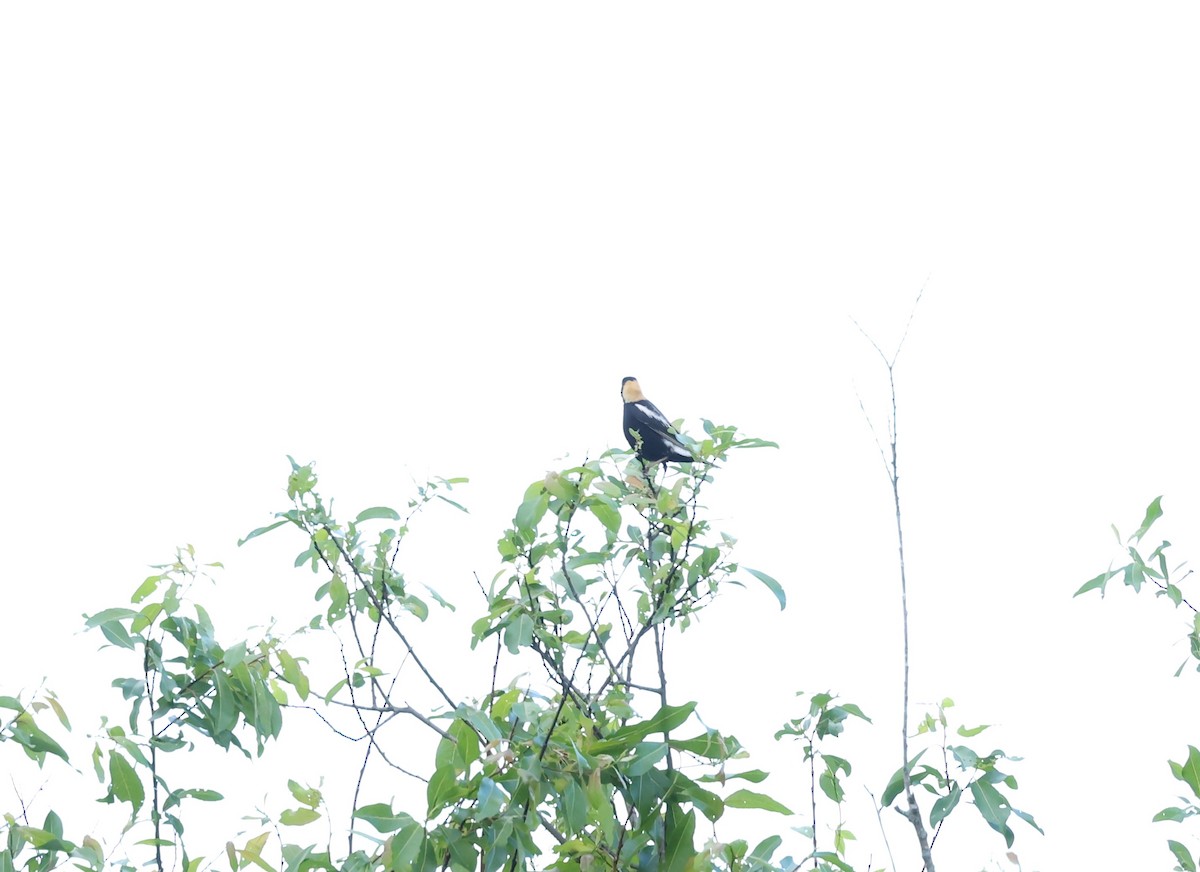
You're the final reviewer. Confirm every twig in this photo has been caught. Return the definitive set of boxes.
[320,528,459,711]
[865,787,897,872]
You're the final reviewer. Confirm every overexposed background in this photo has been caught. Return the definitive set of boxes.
[2,4,1199,871]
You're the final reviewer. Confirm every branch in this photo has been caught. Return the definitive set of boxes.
[320,526,460,711]
[858,290,936,871]
[322,697,452,740]
[865,787,897,872]
[288,702,426,780]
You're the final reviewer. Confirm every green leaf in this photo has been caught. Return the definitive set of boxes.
[212,670,237,734]
[447,718,480,772]
[436,494,469,513]
[818,769,844,803]
[355,507,401,523]
[131,575,162,603]
[930,784,961,827]
[1169,840,1197,872]
[590,702,697,754]
[731,769,771,783]
[810,852,854,872]
[957,724,990,737]
[748,835,782,864]
[400,594,429,621]
[1074,570,1116,598]
[454,703,503,743]
[745,568,785,609]
[278,650,310,701]
[426,764,461,816]
[389,821,426,869]
[881,749,927,806]
[286,460,317,498]
[724,788,793,815]
[663,806,697,872]
[280,808,321,826]
[10,714,70,763]
[627,741,669,776]
[1012,806,1043,835]
[476,777,505,819]
[677,776,724,822]
[700,768,770,785]
[969,780,1014,847]
[1154,806,1192,823]
[109,751,144,814]
[949,744,979,770]
[514,493,549,535]
[287,780,321,808]
[241,831,274,872]
[422,583,456,612]
[1171,747,1200,800]
[84,608,136,629]
[839,702,871,723]
[164,787,224,810]
[567,551,608,569]
[238,519,290,547]
[46,695,71,730]
[353,803,413,834]
[323,678,347,703]
[563,780,587,834]
[16,827,75,853]
[1132,496,1164,543]
[587,498,621,533]
[731,437,780,450]
[503,612,533,654]
[670,730,740,759]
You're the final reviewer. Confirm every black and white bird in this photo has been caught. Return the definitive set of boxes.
[621,376,694,464]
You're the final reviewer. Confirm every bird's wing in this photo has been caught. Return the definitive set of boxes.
[631,400,674,433]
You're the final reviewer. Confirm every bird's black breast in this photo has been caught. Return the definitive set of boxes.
[622,404,642,451]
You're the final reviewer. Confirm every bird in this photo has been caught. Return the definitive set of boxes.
[621,376,694,464]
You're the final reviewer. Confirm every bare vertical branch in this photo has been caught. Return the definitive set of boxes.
[854,286,934,870]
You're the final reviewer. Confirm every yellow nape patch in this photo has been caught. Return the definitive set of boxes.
[622,379,645,402]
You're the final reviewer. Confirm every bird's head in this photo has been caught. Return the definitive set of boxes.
[621,376,644,403]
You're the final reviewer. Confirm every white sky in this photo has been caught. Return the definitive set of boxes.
[2,4,1199,871]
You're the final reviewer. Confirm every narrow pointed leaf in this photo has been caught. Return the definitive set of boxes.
[354,507,401,523]
[1169,840,1197,872]
[745,568,786,609]
[1131,496,1164,543]
[238,519,289,547]
[724,788,793,815]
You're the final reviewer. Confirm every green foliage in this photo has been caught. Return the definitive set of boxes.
[1,425,783,872]
[1073,495,1190,610]
[0,411,1052,872]
[777,691,1037,870]
[886,699,1040,850]
[0,691,70,767]
[1080,497,1199,868]
[776,692,868,869]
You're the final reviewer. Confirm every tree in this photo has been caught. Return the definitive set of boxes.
[4,422,803,872]
[1,402,1043,872]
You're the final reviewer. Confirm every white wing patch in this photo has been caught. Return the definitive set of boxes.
[635,402,672,429]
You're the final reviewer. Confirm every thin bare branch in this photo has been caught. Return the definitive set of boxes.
[891,278,928,366]
[859,291,936,870]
